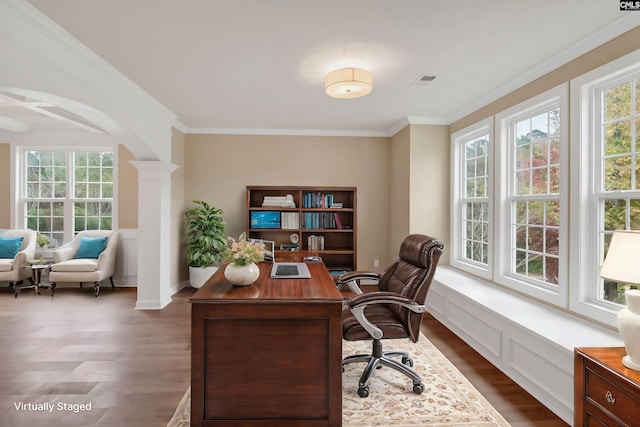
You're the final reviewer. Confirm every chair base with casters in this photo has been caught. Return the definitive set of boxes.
[50,276,115,297]
[343,338,424,397]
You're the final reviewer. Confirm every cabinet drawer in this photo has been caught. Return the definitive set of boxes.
[585,364,640,426]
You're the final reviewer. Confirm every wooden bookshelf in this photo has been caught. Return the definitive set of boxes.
[246,186,357,277]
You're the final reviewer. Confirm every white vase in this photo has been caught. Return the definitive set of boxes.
[617,289,640,371]
[224,263,260,286]
[189,266,219,289]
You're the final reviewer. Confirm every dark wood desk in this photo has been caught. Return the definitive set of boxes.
[190,259,343,427]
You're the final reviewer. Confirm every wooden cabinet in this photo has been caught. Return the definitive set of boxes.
[575,347,640,426]
[246,186,357,277]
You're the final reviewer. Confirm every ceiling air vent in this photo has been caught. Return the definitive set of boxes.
[413,75,436,87]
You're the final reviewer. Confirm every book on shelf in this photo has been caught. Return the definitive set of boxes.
[307,234,324,251]
[330,202,343,208]
[328,269,351,277]
[261,194,296,208]
[302,212,342,229]
[302,192,339,209]
[279,243,299,251]
[280,212,300,229]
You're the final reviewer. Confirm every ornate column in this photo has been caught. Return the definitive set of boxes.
[130,160,178,309]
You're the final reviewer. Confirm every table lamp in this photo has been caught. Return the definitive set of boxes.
[600,230,640,371]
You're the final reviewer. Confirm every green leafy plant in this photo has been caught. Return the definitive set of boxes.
[36,232,50,248]
[185,200,227,268]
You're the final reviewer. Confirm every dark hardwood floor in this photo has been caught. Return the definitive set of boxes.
[0,285,567,426]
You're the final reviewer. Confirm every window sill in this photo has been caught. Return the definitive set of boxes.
[426,266,623,424]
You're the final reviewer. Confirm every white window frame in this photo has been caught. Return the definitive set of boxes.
[451,117,493,280]
[495,83,569,307]
[570,49,640,327]
[14,145,118,246]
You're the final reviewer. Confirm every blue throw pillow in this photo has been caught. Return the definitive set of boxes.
[74,236,108,259]
[0,236,24,259]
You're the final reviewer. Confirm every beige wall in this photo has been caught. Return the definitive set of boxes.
[117,145,138,228]
[171,128,187,284]
[452,26,640,133]
[184,134,391,270]
[389,126,410,261]
[0,144,9,229]
[409,124,450,264]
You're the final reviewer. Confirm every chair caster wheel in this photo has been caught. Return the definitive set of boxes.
[413,383,425,394]
[357,386,369,397]
[402,356,414,367]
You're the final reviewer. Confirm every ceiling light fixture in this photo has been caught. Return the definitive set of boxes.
[324,67,372,99]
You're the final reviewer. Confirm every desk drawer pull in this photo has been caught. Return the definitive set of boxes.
[605,390,616,404]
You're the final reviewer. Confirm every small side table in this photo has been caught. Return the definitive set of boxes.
[16,260,53,298]
[575,347,640,426]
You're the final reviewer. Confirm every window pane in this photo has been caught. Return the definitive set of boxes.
[604,121,631,155]
[604,156,632,191]
[603,199,627,230]
[604,82,632,121]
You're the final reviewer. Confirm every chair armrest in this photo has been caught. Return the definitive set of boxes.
[53,246,75,263]
[337,271,381,294]
[13,251,27,268]
[347,291,426,339]
[96,246,114,271]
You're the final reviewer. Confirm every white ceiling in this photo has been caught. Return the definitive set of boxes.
[2,1,639,136]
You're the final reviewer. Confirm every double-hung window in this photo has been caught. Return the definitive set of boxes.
[452,85,568,307]
[496,84,568,306]
[451,118,493,279]
[19,147,115,246]
[571,50,640,326]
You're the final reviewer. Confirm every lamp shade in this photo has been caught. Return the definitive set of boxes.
[600,230,640,285]
[325,67,372,99]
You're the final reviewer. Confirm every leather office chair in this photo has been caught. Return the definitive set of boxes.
[339,234,443,397]
[49,230,119,297]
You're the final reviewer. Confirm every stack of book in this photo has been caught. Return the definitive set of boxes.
[281,212,300,229]
[307,234,325,251]
[302,192,337,208]
[262,194,296,208]
[302,212,342,229]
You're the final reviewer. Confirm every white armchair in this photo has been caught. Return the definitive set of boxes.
[49,230,119,297]
[0,229,37,289]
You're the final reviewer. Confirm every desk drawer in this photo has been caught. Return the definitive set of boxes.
[585,364,640,426]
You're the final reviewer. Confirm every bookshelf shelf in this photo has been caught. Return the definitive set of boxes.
[246,186,357,275]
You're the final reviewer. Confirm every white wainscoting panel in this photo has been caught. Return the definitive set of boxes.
[426,267,623,425]
[115,228,138,287]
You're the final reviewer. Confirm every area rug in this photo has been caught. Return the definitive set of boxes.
[167,333,510,426]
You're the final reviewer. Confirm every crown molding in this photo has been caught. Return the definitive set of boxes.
[184,127,392,138]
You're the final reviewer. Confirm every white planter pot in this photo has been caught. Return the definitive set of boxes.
[189,266,219,289]
[224,263,260,286]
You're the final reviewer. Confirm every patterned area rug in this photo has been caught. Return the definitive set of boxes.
[168,334,510,426]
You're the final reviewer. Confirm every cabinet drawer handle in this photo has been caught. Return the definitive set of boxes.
[605,390,616,404]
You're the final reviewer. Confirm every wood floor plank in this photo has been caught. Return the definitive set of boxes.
[0,285,567,426]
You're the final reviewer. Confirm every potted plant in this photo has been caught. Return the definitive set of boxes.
[36,232,50,250]
[185,200,227,288]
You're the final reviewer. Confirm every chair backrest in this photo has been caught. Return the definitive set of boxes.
[2,229,37,260]
[378,234,443,342]
[69,230,117,253]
